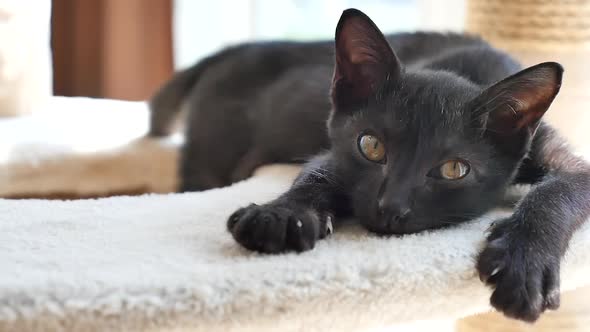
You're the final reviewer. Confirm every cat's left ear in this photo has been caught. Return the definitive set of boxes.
[472,62,563,136]
[331,9,402,109]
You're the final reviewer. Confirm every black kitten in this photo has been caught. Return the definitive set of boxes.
[151,9,590,323]
[150,22,491,192]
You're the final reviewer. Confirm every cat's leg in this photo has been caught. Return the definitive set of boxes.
[179,139,229,192]
[229,149,270,184]
[179,96,255,192]
[477,123,590,321]
[227,154,349,253]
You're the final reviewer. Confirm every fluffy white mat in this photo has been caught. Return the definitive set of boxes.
[1,170,590,332]
[1,97,590,331]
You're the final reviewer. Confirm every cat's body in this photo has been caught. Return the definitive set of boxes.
[150,9,590,323]
[150,32,516,192]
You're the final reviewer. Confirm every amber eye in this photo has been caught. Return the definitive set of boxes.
[358,134,386,163]
[432,160,470,180]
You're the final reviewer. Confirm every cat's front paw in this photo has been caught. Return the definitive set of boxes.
[477,217,561,322]
[227,203,334,253]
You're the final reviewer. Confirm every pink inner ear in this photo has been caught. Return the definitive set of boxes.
[332,11,403,105]
[333,17,397,99]
[350,47,382,66]
[338,18,392,67]
[483,64,562,133]
[512,90,549,130]
[511,70,561,129]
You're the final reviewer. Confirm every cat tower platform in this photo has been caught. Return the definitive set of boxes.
[1,97,590,331]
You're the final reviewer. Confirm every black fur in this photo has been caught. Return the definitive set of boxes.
[151,9,590,323]
[150,31,486,192]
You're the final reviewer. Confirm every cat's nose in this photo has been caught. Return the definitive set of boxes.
[377,199,411,231]
[378,199,410,217]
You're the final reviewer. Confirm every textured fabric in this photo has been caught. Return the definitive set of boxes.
[0,97,178,197]
[0,169,590,331]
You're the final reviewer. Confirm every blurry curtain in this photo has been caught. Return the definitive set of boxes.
[51,0,173,100]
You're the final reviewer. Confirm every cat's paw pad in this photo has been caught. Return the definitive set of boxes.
[477,218,561,322]
[227,203,333,253]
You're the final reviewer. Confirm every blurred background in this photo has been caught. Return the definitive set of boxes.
[50,0,464,101]
[46,0,590,155]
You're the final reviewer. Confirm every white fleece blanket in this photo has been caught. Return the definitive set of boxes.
[1,172,589,332]
[1,97,589,331]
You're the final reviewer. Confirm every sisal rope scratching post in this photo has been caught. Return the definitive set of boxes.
[466,0,590,52]
[465,0,590,155]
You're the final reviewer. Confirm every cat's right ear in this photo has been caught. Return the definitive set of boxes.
[331,9,402,109]
[470,62,563,155]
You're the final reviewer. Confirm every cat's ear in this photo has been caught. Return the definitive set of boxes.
[472,62,563,136]
[331,9,401,108]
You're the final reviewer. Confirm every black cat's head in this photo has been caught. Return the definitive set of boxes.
[328,9,563,234]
